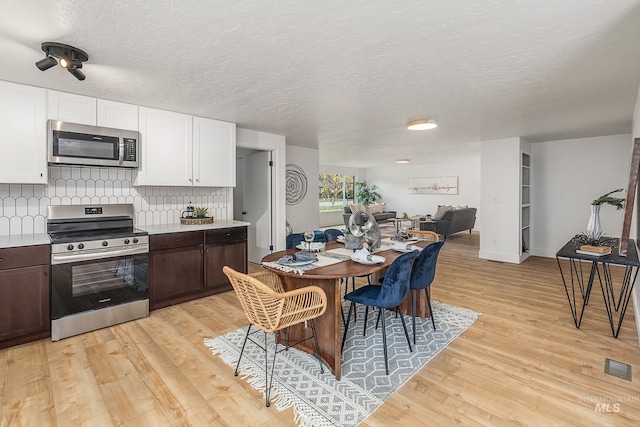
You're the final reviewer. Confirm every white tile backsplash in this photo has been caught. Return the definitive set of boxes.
[0,165,231,236]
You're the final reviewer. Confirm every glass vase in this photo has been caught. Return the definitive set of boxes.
[585,204,602,242]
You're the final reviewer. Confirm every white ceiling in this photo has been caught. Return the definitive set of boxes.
[1,0,639,168]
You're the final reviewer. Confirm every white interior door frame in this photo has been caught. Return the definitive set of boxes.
[235,128,286,252]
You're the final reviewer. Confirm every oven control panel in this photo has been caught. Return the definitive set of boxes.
[51,235,149,265]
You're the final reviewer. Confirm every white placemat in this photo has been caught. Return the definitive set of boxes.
[262,254,345,275]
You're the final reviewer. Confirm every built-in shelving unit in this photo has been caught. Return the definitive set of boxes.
[521,152,531,261]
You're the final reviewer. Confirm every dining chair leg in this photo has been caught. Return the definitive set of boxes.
[380,307,389,375]
[235,324,252,376]
[397,307,413,352]
[264,331,278,407]
[349,277,357,322]
[375,308,381,330]
[411,289,417,344]
[362,306,369,336]
[341,303,355,353]
[309,319,324,373]
[425,288,436,330]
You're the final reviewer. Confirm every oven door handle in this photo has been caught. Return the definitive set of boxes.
[51,245,149,265]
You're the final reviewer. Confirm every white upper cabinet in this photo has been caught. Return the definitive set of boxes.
[0,81,47,184]
[193,117,236,187]
[97,99,138,130]
[48,90,139,131]
[47,90,97,125]
[136,107,193,186]
[135,107,235,187]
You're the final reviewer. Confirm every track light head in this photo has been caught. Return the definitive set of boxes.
[67,68,86,81]
[35,56,58,71]
[35,42,89,80]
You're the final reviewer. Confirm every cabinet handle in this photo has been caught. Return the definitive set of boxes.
[0,258,3,262]
[189,178,193,182]
[195,178,199,183]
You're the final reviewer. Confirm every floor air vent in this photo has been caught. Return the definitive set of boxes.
[604,358,632,381]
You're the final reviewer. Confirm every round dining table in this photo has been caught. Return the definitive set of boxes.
[261,240,433,380]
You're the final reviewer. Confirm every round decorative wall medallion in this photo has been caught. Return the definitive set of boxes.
[286,163,307,205]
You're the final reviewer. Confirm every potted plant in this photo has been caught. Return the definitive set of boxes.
[194,207,209,218]
[355,181,382,207]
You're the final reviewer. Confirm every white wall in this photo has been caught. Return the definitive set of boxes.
[479,137,524,263]
[531,134,632,257]
[286,145,320,232]
[363,158,481,226]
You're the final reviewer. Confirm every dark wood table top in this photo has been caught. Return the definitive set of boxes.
[556,236,639,266]
[261,240,430,279]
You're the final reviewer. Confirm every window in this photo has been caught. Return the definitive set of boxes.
[319,173,355,211]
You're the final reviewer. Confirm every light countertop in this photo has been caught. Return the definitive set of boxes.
[140,220,250,235]
[0,221,250,248]
[0,233,51,249]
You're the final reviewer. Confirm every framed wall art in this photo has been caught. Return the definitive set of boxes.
[408,176,458,195]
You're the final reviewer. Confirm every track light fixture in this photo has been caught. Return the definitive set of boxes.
[35,42,89,81]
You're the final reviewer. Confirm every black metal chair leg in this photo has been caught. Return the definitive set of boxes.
[375,308,381,330]
[341,303,355,353]
[309,319,324,373]
[398,306,413,352]
[363,306,369,336]
[380,308,389,375]
[411,289,416,344]
[265,331,278,407]
[235,324,252,376]
[425,288,435,330]
[350,277,358,322]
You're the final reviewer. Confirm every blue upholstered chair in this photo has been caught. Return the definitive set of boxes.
[323,228,344,242]
[286,230,327,250]
[286,232,305,249]
[341,250,419,374]
[409,241,445,343]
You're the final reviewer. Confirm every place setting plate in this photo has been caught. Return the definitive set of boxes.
[280,259,316,267]
[350,254,385,265]
[296,242,325,252]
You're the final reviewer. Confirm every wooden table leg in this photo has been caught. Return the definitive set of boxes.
[278,276,342,380]
[399,288,431,318]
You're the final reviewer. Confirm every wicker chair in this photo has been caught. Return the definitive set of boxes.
[410,230,440,241]
[222,266,327,407]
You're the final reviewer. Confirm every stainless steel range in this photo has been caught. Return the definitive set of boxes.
[47,204,149,341]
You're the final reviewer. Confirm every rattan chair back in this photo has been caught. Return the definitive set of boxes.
[223,266,327,333]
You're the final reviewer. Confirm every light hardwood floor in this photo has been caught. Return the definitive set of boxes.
[2,232,640,426]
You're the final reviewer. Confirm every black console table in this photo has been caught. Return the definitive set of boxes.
[556,237,639,338]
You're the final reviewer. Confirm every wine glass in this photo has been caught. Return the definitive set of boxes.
[303,230,315,252]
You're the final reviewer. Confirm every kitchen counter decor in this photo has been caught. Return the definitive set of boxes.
[180,207,213,225]
[180,216,214,225]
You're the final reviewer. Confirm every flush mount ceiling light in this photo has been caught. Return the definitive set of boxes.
[35,42,89,81]
[407,119,438,130]
[395,159,410,164]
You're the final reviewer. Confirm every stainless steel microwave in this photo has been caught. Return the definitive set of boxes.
[48,120,140,168]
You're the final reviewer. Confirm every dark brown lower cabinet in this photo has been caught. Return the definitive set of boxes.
[0,244,50,349]
[205,227,247,291]
[149,227,247,310]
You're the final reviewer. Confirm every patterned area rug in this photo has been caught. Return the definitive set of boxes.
[204,301,479,427]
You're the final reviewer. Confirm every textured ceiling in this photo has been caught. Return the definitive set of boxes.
[1,0,639,168]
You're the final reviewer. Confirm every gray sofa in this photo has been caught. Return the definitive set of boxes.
[343,206,396,226]
[419,207,477,238]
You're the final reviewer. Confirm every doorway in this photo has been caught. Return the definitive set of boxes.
[235,148,274,263]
